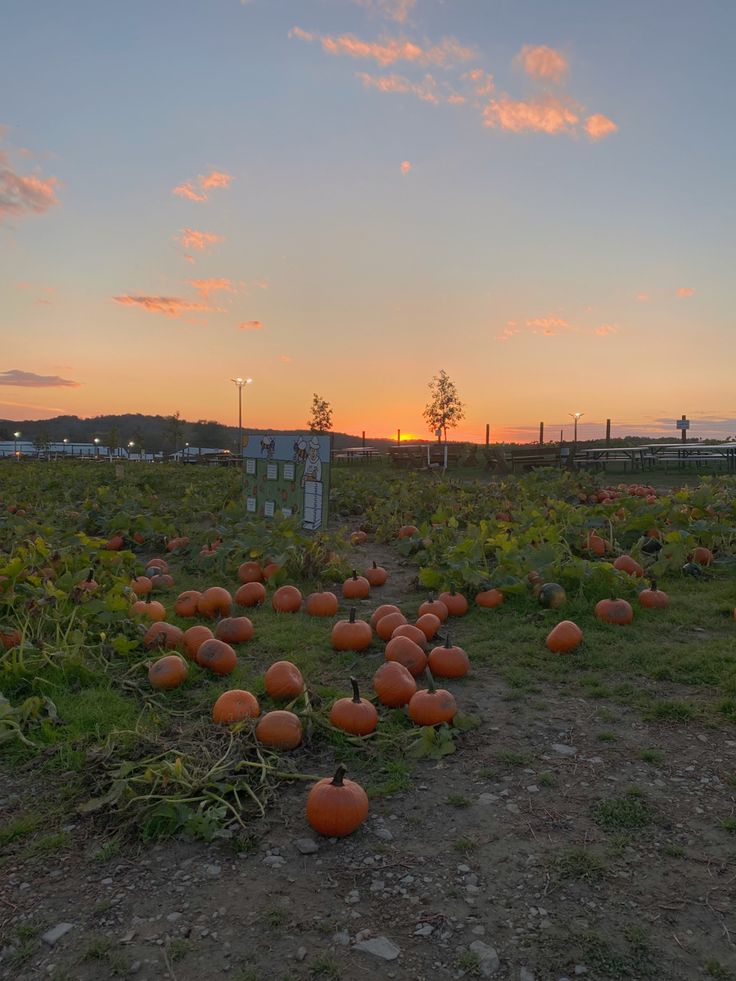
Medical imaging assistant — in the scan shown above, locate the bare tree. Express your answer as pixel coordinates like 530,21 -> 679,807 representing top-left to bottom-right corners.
423,369 -> 465,442
307,394 -> 333,434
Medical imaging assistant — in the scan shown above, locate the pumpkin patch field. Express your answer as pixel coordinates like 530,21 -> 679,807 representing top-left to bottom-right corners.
1,461 -> 736,980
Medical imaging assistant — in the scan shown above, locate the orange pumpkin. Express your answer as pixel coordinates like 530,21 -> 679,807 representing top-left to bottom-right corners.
691,546 -> 713,566
638,580 -> 669,610
183,624 -> 214,659
196,638 -> 237,675
332,608 -> 373,652
391,623 -> 428,650
428,636 -> 469,678
145,557 -> 169,574
417,597 -> 449,622
174,590 -> 202,618
329,678 -> 378,736
415,613 -> 442,641
237,560 -> 264,583
375,611 -> 408,641
166,536 -> 190,552
272,585 -> 303,613
385,635 -> 427,677
235,581 -> 267,607
398,525 -> 419,539
131,596 -> 166,622
143,622 -> 183,650
197,586 -> 233,620
264,660 -> 305,700
342,571 -> 371,600
350,530 -> 368,545
475,588 -> 504,609
438,587 -> 468,617
370,604 -> 402,629
373,661 -> 417,707
215,616 -> 254,644
306,765 -> 369,837
106,534 -> 125,551
0,627 -> 22,651
212,689 -> 260,724
130,576 -> 152,597
305,590 -> 339,617
151,573 -> 175,592
148,654 -> 188,690
365,561 -> 388,587
255,710 -> 302,749
594,597 -> 634,625
586,532 -> 607,557
613,555 -> 644,578
545,620 -> 583,653
407,671 -> 457,725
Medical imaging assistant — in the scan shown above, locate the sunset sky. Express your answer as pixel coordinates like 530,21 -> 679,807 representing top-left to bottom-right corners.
2,0 -> 735,442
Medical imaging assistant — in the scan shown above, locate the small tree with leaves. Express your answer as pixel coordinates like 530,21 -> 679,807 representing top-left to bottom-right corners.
307,394 -> 333,434
165,412 -> 182,457
423,369 -> 465,443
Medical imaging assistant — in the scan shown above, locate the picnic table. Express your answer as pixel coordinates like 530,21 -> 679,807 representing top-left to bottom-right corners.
574,447 -> 646,472
642,443 -> 736,471
332,446 -> 382,463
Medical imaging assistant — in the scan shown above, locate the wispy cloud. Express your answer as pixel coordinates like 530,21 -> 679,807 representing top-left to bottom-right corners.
253,278 -> 269,290
113,295 -> 215,317
463,68 -> 494,98
400,160 -> 412,175
188,277 -> 237,299
676,287 -> 695,298
279,354 -> 294,363
0,149 -> 59,225
291,27 -> 475,68
0,368 -> 80,388
483,94 -> 580,135
239,320 -> 264,331
172,169 -> 233,202
353,0 -> 416,23
356,70 -> 462,104
177,228 -> 223,252
595,324 -> 618,336
585,113 -> 618,140
515,45 -> 568,83
635,292 -> 649,302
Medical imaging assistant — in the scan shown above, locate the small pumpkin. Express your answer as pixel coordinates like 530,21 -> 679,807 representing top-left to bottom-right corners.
261,558 -> 281,579
428,635 -> 469,679
174,590 -> 202,618
196,638 -> 237,675
0,627 -> 22,651
350,530 -> 368,545
375,610 -> 408,641
537,583 -> 567,610
545,620 -> 583,653
415,612 -> 442,641
438,587 -> 468,617
212,689 -> 260,724
130,575 -> 152,597
475,588 -> 505,609
143,622 -> 184,651
255,710 -> 302,749
235,581 -> 267,607
166,535 -> 190,552
342,571 -> 371,600
215,616 -> 254,644
237,560 -> 264,583
329,677 -> 378,735
272,584 -> 303,613
613,555 -> 644,578
197,586 -> 233,620
264,660 -> 305,700
183,624 -> 214,659
332,608 -> 373,652
385,635 -> 428,677
76,569 -> 98,593
398,525 -> 419,539
391,623 -> 428,650
691,546 -> 713,566
417,597 -> 449,622
306,590 -> 339,617
407,670 -> 457,725
594,597 -> 634,625
365,561 -> 388,587
145,557 -> 169,574
306,764 -> 369,838
106,534 -> 125,551
130,595 -> 166,622
370,604 -> 402,629
373,661 -> 417,707
148,653 -> 188,690
586,532 -> 607,557
638,580 -> 669,610
151,573 -> 175,592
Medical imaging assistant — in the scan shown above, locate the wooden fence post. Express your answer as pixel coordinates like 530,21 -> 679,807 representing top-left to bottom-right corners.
485,423 -> 490,445
539,422 -> 544,445
606,419 -> 611,446
397,429 -> 401,446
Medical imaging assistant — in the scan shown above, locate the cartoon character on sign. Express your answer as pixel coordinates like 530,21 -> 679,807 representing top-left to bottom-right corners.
260,434 -> 275,459
301,436 -> 323,530
293,437 -> 307,464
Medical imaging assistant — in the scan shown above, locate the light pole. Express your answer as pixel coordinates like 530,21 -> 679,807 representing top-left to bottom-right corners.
128,441 -> 134,460
93,437 -> 100,459
569,412 -> 584,446
63,437 -> 69,458
185,442 -> 189,464
231,377 -> 252,457
13,431 -> 20,459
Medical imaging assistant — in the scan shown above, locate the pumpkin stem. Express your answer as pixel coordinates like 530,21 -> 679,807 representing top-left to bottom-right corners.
650,579 -> 657,591
348,607 -> 356,624
349,677 -> 361,703
86,569 -> 94,583
450,585 -> 457,596
423,668 -> 437,694
352,570 -> 358,580
331,763 -> 348,787
444,634 -> 452,649
372,561 -> 378,569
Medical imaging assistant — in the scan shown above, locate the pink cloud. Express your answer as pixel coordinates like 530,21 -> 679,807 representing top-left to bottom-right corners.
585,113 -> 618,140
354,0 -> 416,22
172,170 -> 233,202
676,287 -> 695,298
497,315 -> 574,341
188,277 -> 237,299
279,354 -> 294,363
291,27 -> 475,68
0,368 -> 80,388
595,324 -> 618,336
0,152 -> 60,225
483,94 -> 579,134
177,228 -> 223,251
635,292 -> 649,302
463,68 -> 494,98
400,160 -> 412,175
239,320 -> 264,331
356,71 -> 462,105
113,295 -> 214,317
515,45 -> 569,83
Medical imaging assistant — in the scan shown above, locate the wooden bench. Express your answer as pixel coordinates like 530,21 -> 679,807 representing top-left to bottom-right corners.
510,448 -> 562,472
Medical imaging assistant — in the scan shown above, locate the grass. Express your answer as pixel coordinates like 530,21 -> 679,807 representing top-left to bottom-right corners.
455,951 -> 481,975
592,794 -> 654,831
0,813 -> 43,848
720,817 -> 736,833
445,793 -> 471,807
497,750 -> 532,766
309,955 -> 341,979
639,748 -> 664,764
22,830 -> 71,858
554,847 -> 608,882
537,771 -> 555,787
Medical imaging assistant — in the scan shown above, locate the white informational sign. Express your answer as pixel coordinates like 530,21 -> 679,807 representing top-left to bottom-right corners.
246,497 -> 257,512
283,463 -> 295,480
246,458 -> 256,474
676,419 -> 690,430
267,463 -> 278,479
264,501 -> 275,517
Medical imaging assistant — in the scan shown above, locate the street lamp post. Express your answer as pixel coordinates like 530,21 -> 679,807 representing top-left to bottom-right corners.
128,441 -> 135,460
185,442 -> 189,464
569,412 -> 584,445
63,437 -> 69,459
93,437 -> 100,459
231,376 -> 252,452
14,431 -> 20,459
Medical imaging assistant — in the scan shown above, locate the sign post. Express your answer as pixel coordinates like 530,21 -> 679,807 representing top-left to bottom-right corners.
676,416 -> 690,442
